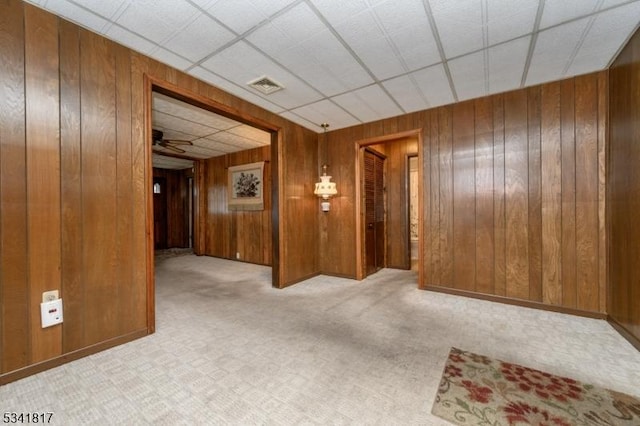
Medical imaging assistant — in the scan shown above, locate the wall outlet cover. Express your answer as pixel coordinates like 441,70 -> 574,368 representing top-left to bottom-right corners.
42,290 -> 59,303
40,299 -> 63,328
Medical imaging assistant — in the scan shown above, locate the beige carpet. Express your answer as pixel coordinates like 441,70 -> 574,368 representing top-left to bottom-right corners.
1,255 -> 639,425
432,347 -> 640,425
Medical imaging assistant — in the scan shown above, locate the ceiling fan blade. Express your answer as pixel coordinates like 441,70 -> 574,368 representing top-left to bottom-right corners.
163,139 -> 193,146
162,144 -> 187,154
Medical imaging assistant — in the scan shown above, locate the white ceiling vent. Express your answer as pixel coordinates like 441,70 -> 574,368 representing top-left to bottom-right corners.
248,76 -> 284,95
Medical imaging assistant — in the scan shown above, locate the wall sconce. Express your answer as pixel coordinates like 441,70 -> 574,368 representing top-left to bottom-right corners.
314,123 -> 337,211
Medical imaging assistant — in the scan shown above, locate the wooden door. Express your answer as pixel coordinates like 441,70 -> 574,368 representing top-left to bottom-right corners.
153,177 -> 168,250
364,150 -> 386,275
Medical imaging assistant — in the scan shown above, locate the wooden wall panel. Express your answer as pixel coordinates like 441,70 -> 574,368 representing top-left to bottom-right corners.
59,20 -> 84,352
80,30 -> 118,346
540,83 -> 562,306
199,146 -> 272,266
2,0 -> 321,381
452,102 -> 476,291
25,4 -> 62,363
323,72 -> 607,316
475,97 -> 494,295
504,90 -> 529,300
0,0 -> 29,373
609,27 -> 640,346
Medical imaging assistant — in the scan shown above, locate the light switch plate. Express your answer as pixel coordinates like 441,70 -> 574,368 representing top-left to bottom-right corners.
40,299 -> 63,328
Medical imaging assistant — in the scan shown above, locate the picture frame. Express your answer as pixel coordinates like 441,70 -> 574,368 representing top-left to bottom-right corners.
228,161 -> 264,211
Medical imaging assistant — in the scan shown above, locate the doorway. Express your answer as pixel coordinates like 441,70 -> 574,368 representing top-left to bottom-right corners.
355,130 -> 423,284
153,177 -> 168,249
364,148 -> 386,275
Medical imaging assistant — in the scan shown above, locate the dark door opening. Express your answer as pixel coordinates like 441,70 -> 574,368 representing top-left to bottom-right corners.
364,149 -> 386,276
153,177 -> 168,250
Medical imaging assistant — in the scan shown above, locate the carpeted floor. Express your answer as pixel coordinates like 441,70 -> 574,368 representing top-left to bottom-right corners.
1,255 -> 639,425
432,347 -> 640,425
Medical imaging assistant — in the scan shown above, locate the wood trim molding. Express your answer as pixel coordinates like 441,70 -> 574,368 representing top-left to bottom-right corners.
0,329 -> 148,385
424,285 -> 607,320
143,74 -> 156,334
607,316 -> 640,352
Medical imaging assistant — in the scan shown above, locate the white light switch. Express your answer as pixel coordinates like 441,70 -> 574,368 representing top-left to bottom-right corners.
40,299 -> 63,328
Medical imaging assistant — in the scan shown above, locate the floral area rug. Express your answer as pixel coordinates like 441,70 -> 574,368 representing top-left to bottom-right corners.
431,347 -> 640,425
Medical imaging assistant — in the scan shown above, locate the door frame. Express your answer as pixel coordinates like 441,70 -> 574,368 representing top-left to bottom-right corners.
143,75 -> 281,333
354,129 -> 424,286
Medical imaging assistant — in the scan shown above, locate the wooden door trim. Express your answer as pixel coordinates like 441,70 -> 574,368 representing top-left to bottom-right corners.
143,75 -> 283,333
354,129 -> 423,285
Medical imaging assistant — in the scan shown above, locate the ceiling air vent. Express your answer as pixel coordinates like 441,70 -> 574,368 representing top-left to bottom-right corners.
248,76 -> 284,95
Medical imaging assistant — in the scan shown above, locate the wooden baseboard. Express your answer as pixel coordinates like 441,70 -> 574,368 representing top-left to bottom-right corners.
423,285 -> 607,320
607,316 -> 640,351
0,329 -> 149,385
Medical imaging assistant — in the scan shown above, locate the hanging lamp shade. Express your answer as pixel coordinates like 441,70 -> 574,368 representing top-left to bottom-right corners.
315,123 -> 337,211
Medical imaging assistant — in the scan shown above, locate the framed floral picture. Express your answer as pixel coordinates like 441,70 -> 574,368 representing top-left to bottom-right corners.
228,161 -> 264,211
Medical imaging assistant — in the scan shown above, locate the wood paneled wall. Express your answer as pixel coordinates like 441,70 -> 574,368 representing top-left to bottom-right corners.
1,0 -> 319,382
608,27 -> 640,348
197,146 -> 272,265
369,137 -> 418,270
153,167 -> 191,249
322,72 -> 607,314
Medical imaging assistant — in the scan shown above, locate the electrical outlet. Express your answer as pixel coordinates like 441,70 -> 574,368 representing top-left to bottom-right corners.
236,252 -> 240,259
42,290 -> 59,303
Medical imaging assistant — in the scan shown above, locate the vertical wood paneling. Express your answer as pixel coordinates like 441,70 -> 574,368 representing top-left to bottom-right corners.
438,107 -> 454,285
428,111 -> 441,285
80,30 -> 118,345
527,87 -> 542,302
560,79 -> 577,308
597,72 -> 607,315
24,4 -> 62,363
609,27 -> 640,344
541,82 -> 562,305
59,19 -> 84,352
504,90 -> 529,300
493,95 -> 506,297
452,102 -> 476,291
0,0 -> 29,373
474,97 -> 494,295
115,44 -> 133,336
574,74 -> 599,312
199,146 -> 272,265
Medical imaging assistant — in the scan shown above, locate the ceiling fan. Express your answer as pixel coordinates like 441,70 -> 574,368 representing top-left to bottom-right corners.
152,129 -> 193,154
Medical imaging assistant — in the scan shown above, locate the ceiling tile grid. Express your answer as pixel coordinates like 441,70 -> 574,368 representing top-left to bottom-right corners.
28,0 -> 640,134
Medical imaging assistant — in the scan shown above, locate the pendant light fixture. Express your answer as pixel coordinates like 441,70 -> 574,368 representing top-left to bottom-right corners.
314,123 -> 337,211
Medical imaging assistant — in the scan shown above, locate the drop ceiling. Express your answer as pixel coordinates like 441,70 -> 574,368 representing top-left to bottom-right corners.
29,0 -> 640,132
151,92 -> 270,169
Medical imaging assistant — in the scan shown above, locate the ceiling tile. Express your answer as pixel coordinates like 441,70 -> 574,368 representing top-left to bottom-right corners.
331,85 -> 403,123
289,99 -> 361,130
152,154 -> 194,170
383,64 -> 454,112
152,111 -> 218,138
540,0 -> 598,29
68,0 -> 129,21
568,1 -> 640,75
104,25 -> 157,55
227,125 -> 271,145
204,0 -> 297,35
248,3 -> 372,95
153,93 -> 240,131
279,112 -> 321,130
115,0 -> 200,45
487,0 -> 538,45
42,0 -> 110,32
449,50 -> 487,101
148,47 -> 192,71
201,41 -> 323,109
164,14 -> 236,62
526,17 -> 589,86
188,67 -> 285,114
430,0 -> 484,58
488,36 -> 530,94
